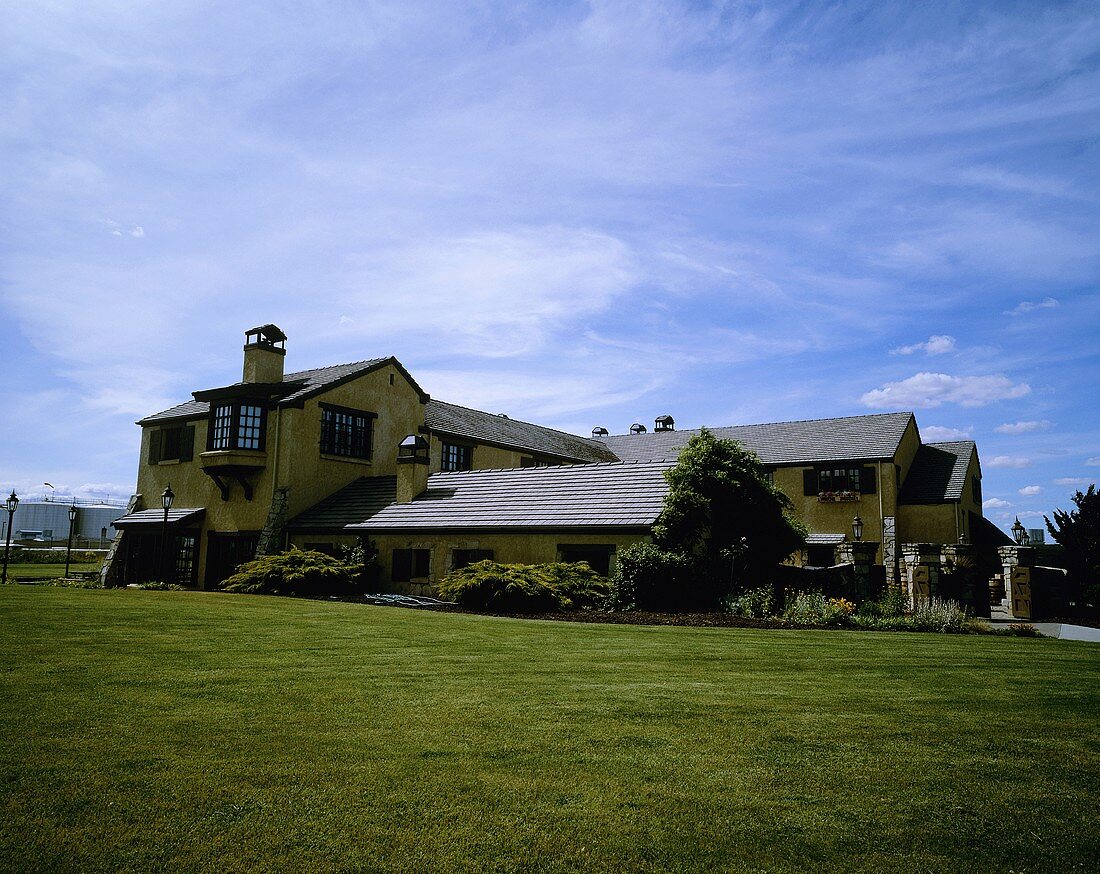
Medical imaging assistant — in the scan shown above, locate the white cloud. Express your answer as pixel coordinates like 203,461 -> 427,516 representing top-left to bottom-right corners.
987,455 -> 1031,468
922,425 -> 972,441
995,420 -> 1052,434
1005,297 -> 1058,316
1053,477 -> 1092,487
983,497 -> 1012,509
891,334 -> 956,356
1086,457 -> 1100,467
130,226 -> 144,238
860,373 -> 1030,409
1018,485 -> 1043,496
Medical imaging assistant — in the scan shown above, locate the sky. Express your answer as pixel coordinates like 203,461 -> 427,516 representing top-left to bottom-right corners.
1,0 -> 1098,534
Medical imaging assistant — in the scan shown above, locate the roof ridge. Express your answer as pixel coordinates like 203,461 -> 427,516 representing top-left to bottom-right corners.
606,410 -> 914,437
429,398 -> 608,446
285,357 -> 388,379
429,459 -> 670,476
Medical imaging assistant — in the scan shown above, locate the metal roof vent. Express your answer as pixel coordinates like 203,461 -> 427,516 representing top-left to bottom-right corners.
591,426 -> 609,438
629,423 -> 647,434
654,415 -> 674,431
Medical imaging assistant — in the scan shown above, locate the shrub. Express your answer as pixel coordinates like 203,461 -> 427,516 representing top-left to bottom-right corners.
857,589 -> 908,619
723,586 -> 775,618
437,560 -> 609,613
608,542 -> 697,611
221,549 -> 362,597
911,597 -> 967,633
783,592 -> 853,627
129,581 -> 184,591
4,548 -> 104,565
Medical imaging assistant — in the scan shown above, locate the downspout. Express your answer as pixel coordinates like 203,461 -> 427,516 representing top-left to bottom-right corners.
954,501 -> 960,543
877,459 -> 885,553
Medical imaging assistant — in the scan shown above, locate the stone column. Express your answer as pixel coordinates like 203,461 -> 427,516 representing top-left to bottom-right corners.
998,545 -> 1035,619
901,543 -> 941,609
834,541 -> 880,601
941,542 -> 987,617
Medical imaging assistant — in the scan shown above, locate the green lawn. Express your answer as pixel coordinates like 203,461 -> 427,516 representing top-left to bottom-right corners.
1,588 -> 1097,873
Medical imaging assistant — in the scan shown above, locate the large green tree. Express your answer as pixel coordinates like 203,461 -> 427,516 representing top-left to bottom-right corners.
652,429 -> 806,594
1045,484 -> 1100,605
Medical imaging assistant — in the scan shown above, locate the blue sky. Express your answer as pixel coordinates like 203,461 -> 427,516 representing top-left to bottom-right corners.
2,0 -> 1098,533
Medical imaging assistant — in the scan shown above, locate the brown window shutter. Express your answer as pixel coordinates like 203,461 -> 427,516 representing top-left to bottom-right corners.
860,466 -> 876,494
179,426 -> 195,462
803,469 -> 817,496
149,429 -> 163,464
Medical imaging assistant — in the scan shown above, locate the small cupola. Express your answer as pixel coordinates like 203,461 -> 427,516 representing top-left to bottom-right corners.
629,423 -> 647,434
242,324 -> 287,384
396,434 -> 430,503
591,426 -> 609,438
654,415 -> 675,431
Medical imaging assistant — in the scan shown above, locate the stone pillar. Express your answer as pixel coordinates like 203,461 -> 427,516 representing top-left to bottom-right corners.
901,543 -> 941,609
834,541 -> 880,601
882,516 -> 898,588
941,542 -> 987,617
998,546 -> 1035,619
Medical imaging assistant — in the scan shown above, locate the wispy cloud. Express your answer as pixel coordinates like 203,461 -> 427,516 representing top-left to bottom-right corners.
891,335 -> 956,356
983,497 -> 1012,510
1005,297 -> 1059,316
922,425 -> 972,441
1018,485 -> 1043,496
987,455 -> 1032,469
1085,457 -> 1100,466
995,420 -> 1052,434
861,373 -> 1030,409
1053,477 -> 1092,487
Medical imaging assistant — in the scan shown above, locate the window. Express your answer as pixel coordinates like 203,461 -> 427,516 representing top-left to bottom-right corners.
392,548 -> 431,582
441,442 -> 473,471
803,466 -> 876,496
972,475 -> 982,503
558,544 -> 614,577
173,534 -> 198,586
761,468 -> 774,485
208,402 -> 267,451
148,424 -> 195,464
520,457 -> 551,468
452,548 -> 494,570
304,542 -> 337,556
320,404 -> 376,459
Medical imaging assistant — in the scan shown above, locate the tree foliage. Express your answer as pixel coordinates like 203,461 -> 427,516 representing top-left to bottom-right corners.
652,429 -> 807,584
1045,484 -> 1100,604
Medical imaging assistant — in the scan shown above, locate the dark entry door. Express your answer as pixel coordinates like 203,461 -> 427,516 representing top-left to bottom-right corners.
205,534 -> 259,589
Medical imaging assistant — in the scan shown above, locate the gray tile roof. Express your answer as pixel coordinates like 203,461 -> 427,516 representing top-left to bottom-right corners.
352,460 -> 672,532
287,476 -> 397,530
900,441 -> 976,503
602,412 -> 915,465
112,507 -> 205,528
425,399 -> 618,463
138,358 -> 390,424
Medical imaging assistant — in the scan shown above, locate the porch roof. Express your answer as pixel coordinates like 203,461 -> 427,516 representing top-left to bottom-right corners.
112,508 -> 206,529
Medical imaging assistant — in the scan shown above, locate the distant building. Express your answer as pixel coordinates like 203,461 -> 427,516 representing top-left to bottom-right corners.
109,324 -> 991,591
2,499 -> 127,546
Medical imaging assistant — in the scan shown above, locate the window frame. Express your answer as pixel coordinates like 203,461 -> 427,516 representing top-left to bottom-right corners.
319,403 -> 377,460
207,401 -> 268,452
392,548 -> 432,582
451,548 -> 494,570
441,441 -> 473,472
148,423 -> 195,464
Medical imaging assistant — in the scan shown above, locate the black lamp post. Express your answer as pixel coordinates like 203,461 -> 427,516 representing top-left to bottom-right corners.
159,485 -> 174,584
2,491 -> 18,585
852,515 -> 864,542
1011,517 -> 1029,546
64,501 -> 78,578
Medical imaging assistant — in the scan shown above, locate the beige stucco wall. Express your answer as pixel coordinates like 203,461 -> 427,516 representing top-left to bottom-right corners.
364,530 -> 652,593
427,435 -> 565,472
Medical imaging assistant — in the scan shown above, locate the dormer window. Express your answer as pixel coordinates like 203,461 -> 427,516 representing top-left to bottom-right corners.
208,401 -> 267,451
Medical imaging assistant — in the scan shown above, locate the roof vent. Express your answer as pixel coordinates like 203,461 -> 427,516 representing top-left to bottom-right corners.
654,415 -> 674,431
497,413 -> 509,418
591,426 -> 609,438
629,423 -> 647,434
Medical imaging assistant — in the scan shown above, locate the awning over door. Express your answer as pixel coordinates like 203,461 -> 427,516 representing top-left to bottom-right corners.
112,508 -> 206,529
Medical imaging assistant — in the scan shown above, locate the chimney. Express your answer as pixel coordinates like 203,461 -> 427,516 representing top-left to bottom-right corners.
629,423 -> 647,434
655,415 -> 675,431
591,427 -> 609,438
396,435 -> 430,503
242,324 -> 287,384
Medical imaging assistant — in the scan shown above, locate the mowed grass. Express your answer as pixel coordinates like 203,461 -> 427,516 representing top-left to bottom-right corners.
1,589 -> 1097,873
2,562 -> 101,581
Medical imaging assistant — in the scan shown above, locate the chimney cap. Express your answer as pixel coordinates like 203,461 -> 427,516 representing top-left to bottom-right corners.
591,426 -> 609,438
245,324 -> 287,347
629,423 -> 647,434
655,415 -> 674,431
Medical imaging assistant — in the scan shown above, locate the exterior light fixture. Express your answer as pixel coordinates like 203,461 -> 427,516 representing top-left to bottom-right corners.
1011,517 -> 1028,546
160,484 -> 175,585
1,491 -> 18,585
851,515 -> 863,542
64,501 -> 78,579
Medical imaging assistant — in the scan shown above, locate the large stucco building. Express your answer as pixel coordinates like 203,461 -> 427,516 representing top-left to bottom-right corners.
109,326 -> 987,591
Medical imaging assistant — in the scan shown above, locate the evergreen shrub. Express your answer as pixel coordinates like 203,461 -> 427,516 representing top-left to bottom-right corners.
609,542 -> 697,611
221,548 -> 362,597
437,560 -> 609,613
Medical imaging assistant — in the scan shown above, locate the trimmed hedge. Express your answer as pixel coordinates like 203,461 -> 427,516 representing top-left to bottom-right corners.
437,560 -> 609,613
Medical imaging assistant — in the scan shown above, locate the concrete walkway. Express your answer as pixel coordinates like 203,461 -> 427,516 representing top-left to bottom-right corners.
987,607 -> 1100,642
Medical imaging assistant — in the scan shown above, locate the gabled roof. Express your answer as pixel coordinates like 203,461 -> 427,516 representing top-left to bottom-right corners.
425,399 -> 618,463
138,357 -> 427,424
900,441 -> 976,503
286,476 -> 397,530
352,460 -> 672,532
603,412 -> 915,465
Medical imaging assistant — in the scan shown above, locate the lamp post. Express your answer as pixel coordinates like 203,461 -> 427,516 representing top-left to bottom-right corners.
2,491 -> 18,585
1011,517 -> 1029,546
159,485 -> 174,585
100,527 -> 107,549
64,501 -> 78,578
851,515 -> 864,542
